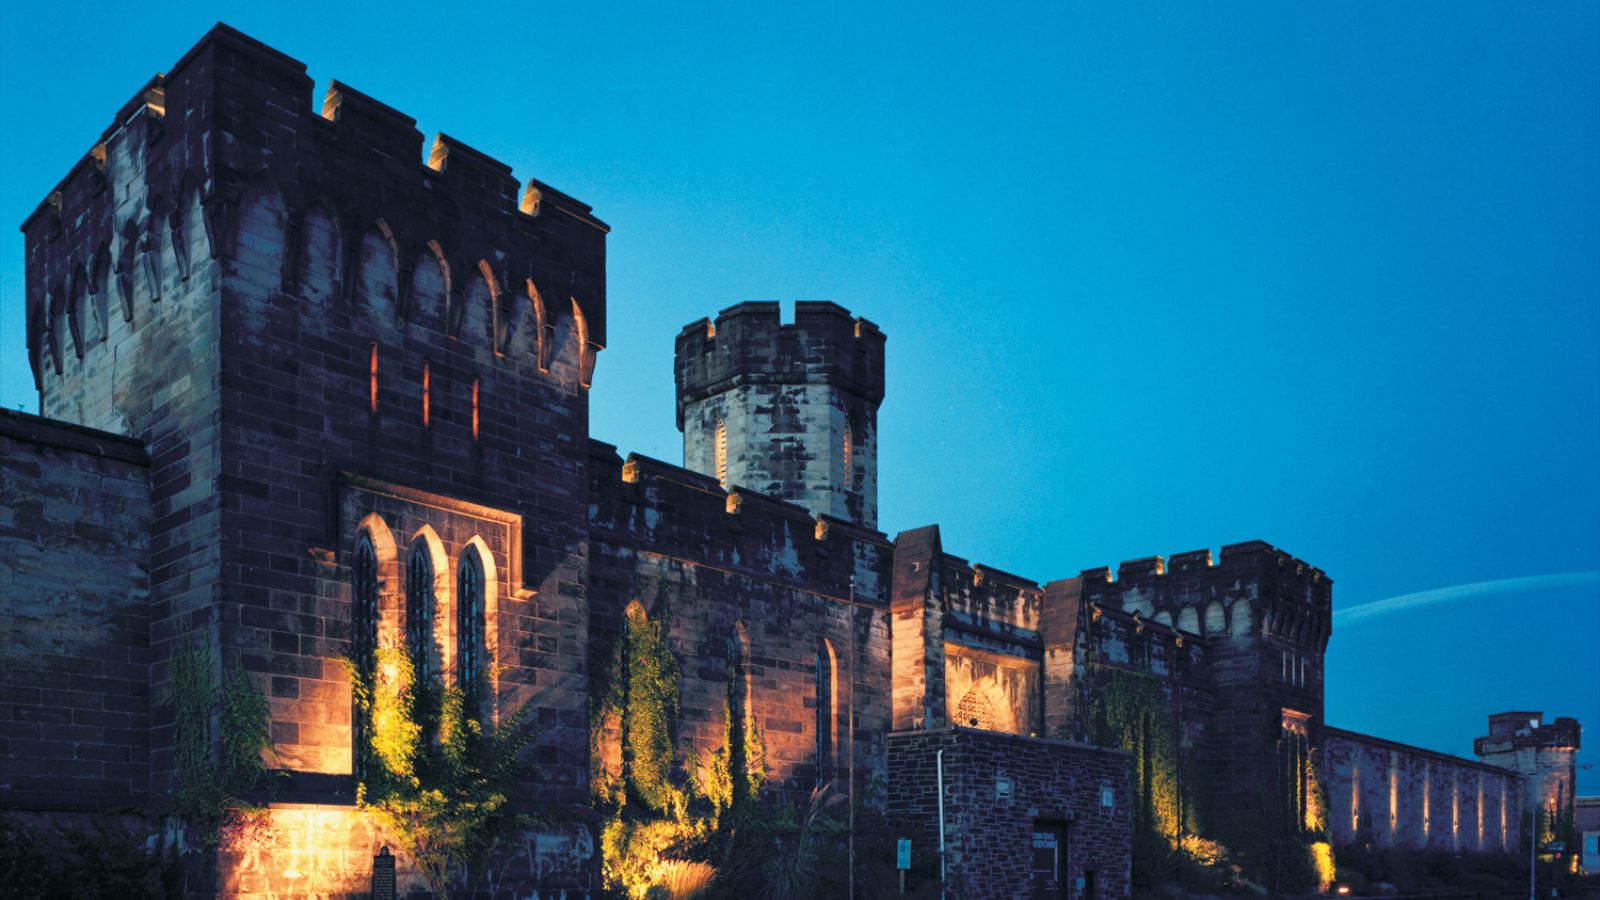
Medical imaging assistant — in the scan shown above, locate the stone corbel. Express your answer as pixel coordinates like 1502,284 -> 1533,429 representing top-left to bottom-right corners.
201,188 -> 240,261
140,223 -> 163,302
170,206 -> 191,282
114,235 -> 136,322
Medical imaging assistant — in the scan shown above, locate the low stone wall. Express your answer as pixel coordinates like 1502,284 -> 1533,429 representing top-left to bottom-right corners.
1323,727 -> 1522,853
888,727 -> 1132,899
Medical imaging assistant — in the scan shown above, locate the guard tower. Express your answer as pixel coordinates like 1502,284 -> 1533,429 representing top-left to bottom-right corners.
675,301 -> 885,528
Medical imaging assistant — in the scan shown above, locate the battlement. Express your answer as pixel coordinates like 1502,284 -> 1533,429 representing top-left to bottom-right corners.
674,301 -> 886,426
22,22 -> 607,394
1475,712 -> 1582,755
1082,540 -> 1329,591
587,440 -> 890,604
1075,540 -> 1332,650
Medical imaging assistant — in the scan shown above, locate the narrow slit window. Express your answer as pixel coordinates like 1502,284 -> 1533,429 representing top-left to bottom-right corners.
369,342 -> 379,413
421,361 -> 431,427
471,378 -> 480,440
714,421 -> 728,488
842,425 -> 852,488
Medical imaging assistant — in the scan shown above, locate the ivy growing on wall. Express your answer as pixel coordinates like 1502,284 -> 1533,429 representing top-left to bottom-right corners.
346,645 -> 539,895
168,638 -> 277,849
590,589 -> 776,898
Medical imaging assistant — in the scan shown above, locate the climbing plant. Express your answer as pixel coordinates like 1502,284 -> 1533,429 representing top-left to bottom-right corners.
346,645 -> 539,895
167,638 -> 277,848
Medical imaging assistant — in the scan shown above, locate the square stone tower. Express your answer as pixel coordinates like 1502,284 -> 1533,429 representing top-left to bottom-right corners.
675,301 -> 885,527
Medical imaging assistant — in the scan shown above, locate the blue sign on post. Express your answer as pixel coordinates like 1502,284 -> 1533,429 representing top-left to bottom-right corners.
897,838 -> 912,869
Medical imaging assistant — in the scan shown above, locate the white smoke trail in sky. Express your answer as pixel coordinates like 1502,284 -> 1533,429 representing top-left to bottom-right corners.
1334,571 -> 1600,627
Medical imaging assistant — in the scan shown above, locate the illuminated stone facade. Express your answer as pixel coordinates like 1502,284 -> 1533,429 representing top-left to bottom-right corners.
2,22 -> 1582,900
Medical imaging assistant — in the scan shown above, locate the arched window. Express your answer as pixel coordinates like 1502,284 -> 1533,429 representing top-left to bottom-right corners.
714,421 -> 729,488
406,539 -> 434,682
815,642 -> 836,787
352,533 -> 379,779
457,548 -> 484,708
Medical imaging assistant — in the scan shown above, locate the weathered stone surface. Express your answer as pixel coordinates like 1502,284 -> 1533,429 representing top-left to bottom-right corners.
0,410 -> 151,811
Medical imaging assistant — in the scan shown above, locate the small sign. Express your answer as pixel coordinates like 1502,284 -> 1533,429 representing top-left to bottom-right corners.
372,846 -> 396,900
996,775 -> 1012,801
897,838 -> 912,870
1101,788 -> 1115,808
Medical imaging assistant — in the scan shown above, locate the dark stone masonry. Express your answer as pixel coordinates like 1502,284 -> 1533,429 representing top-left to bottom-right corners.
1,23 -> 1581,899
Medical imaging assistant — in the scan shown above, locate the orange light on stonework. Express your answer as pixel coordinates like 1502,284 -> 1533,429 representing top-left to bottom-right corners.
715,421 -> 728,488
842,425 -> 851,489
422,361 -> 431,427
471,379 -> 480,440
369,342 -> 379,413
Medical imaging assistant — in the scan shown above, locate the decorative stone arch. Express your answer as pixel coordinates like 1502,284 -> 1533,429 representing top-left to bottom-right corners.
455,259 -> 497,345
44,284 -> 64,374
526,278 -> 551,372
354,511 -> 403,650
89,241 -> 112,342
1229,598 -> 1254,636
176,177 -> 208,281
296,197 -> 343,303
456,535 -> 500,724
815,638 -> 839,785
115,218 -> 139,322
1177,606 -> 1200,635
67,264 -> 89,358
357,219 -> 401,322
1153,610 -> 1173,628
954,675 -> 1016,734
405,524 -> 451,683
144,194 -> 169,302
571,297 -> 596,388
235,174 -> 290,293
1203,600 -> 1227,636
408,241 -> 450,330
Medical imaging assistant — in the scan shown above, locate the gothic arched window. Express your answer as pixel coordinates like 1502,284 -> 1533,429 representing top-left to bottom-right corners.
352,532 -> 379,779
406,539 -> 434,682
815,641 -> 836,787
457,547 -> 484,709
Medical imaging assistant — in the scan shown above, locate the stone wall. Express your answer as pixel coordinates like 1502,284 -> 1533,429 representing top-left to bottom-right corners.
1324,727 -> 1522,853
1075,542 -> 1331,848
588,444 -> 893,804
888,729 -> 1133,899
0,410 -> 151,811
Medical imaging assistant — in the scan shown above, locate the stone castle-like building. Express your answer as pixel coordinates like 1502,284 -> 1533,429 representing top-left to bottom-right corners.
1,25 -> 1581,898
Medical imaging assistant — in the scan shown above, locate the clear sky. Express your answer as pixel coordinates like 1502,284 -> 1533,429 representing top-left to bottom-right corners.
2,2 -> 1596,788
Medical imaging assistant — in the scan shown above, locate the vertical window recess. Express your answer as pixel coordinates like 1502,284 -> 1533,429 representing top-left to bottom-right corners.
422,361 -> 431,427
715,421 -> 729,488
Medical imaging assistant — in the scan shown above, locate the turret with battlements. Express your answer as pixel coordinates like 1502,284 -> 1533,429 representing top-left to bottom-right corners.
675,301 -> 886,527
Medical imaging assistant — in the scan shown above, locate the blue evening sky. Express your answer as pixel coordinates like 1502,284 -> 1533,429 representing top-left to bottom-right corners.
2,2 -> 1596,788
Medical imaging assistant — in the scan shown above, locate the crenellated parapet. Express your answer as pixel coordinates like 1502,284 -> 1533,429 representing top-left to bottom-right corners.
22,22 -> 607,405
675,301 -> 885,422
1077,540 -> 1332,653
674,301 -> 886,528
586,439 -> 891,608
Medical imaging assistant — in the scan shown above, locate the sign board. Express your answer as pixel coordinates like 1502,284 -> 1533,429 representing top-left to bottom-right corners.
897,838 -> 912,870
371,846 -> 396,900
1101,788 -> 1115,808
996,775 -> 1012,801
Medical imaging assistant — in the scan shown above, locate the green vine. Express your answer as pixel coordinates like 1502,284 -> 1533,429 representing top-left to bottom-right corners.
346,646 -> 539,895
167,638 -> 277,848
